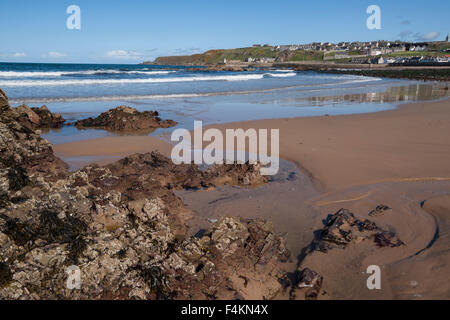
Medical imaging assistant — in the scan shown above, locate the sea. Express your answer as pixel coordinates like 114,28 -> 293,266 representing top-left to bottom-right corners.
0,62 -> 448,144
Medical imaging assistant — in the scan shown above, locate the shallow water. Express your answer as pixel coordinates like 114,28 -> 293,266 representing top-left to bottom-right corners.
176,158 -> 321,259
38,80 -> 450,145
1,62 -> 448,144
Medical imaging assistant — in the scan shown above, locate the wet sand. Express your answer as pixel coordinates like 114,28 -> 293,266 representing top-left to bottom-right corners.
53,98 -> 450,299
54,135 -> 173,169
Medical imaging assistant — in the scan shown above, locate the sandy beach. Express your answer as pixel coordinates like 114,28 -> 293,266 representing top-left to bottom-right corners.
55,99 -> 450,191
52,97 -> 450,299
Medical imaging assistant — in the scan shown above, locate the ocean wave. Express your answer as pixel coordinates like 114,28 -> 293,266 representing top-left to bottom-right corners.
8,77 -> 384,104
0,71 -> 67,77
0,70 -> 176,77
0,74 -> 265,86
10,93 -> 207,103
264,72 -> 296,77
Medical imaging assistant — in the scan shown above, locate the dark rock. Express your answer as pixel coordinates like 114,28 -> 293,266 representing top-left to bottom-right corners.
32,105 -> 65,128
310,208 -> 403,252
296,268 -> 323,300
369,204 -> 391,217
0,97 -> 68,178
15,104 -> 65,129
75,106 -> 177,132
8,167 -> 30,191
0,262 -> 12,288
320,209 -> 356,247
0,88 -> 8,108
374,231 -> 405,248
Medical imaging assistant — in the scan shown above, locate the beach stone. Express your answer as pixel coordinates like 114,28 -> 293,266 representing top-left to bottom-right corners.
74,105 -> 177,132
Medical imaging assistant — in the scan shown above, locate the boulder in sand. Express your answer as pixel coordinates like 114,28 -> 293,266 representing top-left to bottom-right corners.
75,106 -> 177,132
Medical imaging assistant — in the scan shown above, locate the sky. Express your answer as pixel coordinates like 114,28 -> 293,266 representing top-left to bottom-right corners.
0,0 -> 449,64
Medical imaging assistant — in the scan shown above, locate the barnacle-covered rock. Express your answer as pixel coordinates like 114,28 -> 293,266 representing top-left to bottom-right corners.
0,88 -> 288,300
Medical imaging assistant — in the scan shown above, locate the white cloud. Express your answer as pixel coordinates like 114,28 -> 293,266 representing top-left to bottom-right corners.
106,50 -> 141,60
12,52 -> 26,57
415,31 -> 439,41
0,52 -> 26,58
42,51 -> 67,58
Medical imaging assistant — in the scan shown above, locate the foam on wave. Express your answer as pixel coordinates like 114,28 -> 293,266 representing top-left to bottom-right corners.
0,74 -> 266,86
0,70 -> 176,77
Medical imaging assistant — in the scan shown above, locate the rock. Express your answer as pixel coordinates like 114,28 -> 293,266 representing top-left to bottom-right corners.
32,105 -> 65,128
0,99 -> 67,179
203,162 -> 269,187
374,231 -> 404,248
296,268 -> 323,300
0,262 -> 12,287
74,106 -> 177,132
15,105 -> 40,127
369,204 -> 391,217
310,208 -> 404,252
0,88 -> 8,108
0,88 -> 288,300
14,104 -> 65,129
86,152 -> 269,237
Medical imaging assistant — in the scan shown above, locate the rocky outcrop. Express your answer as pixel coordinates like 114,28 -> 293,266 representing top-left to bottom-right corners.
15,105 -> 65,129
280,208 -> 404,300
0,89 -> 287,300
75,106 -> 177,132
86,152 -> 268,237
0,93 -> 67,181
296,268 -> 323,300
308,208 -> 404,252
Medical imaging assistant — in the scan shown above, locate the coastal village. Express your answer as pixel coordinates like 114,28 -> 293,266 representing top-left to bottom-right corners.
148,35 -> 450,68
248,35 -> 450,65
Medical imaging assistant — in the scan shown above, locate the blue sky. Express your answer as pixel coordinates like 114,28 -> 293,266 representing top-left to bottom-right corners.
0,0 -> 449,63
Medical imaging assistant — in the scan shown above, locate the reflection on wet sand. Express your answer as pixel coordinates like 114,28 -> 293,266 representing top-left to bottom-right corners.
304,83 -> 450,106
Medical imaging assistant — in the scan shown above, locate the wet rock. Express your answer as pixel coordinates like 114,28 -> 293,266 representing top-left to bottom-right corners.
15,105 -> 65,129
32,105 -> 65,128
369,204 -> 391,217
0,262 -> 12,288
0,99 -> 67,179
0,88 -> 8,108
374,231 -> 404,248
203,162 -> 269,187
7,167 -> 30,191
15,105 -> 40,127
311,208 -> 404,252
296,268 -> 323,300
0,89 -> 287,300
74,106 -> 177,132
320,209 -> 356,247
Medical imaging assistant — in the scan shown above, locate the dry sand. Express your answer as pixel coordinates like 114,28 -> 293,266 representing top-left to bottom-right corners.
53,98 -> 450,299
